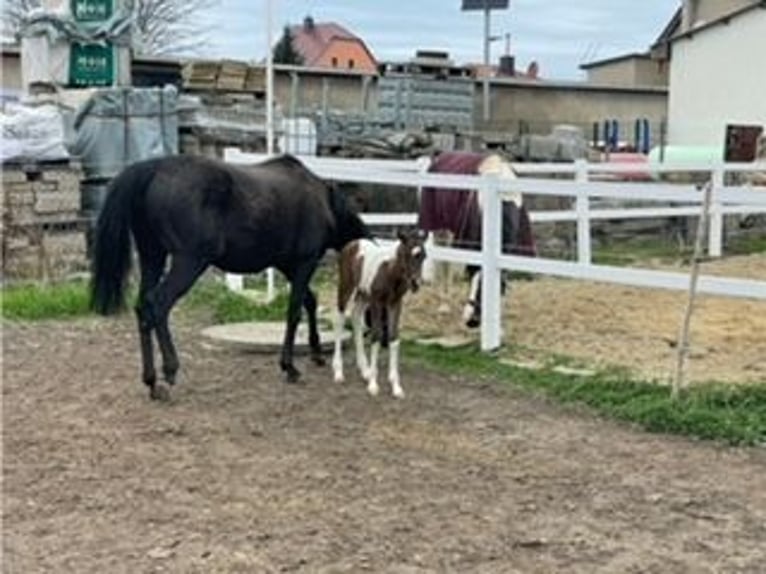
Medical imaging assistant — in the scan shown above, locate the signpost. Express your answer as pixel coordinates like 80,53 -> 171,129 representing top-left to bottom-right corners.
68,0 -> 116,87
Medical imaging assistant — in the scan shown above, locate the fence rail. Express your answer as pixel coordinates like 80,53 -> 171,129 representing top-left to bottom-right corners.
223,149 -> 766,351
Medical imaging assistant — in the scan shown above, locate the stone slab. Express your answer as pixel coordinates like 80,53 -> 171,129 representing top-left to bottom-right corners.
415,335 -> 475,349
201,321 -> 349,353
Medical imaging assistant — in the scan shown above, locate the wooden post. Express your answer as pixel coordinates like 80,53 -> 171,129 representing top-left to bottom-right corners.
574,159 -> 591,265
708,167 -> 724,257
672,181 -> 713,399
480,177 -> 502,352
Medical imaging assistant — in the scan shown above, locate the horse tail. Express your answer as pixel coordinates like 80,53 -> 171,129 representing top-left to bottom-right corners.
90,161 -> 156,315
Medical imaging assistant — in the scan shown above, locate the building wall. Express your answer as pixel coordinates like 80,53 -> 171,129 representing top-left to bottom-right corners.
2,52 -> 22,92
273,67 -> 376,114
633,58 -> 669,87
481,80 -> 668,144
312,39 -> 377,74
585,59 -> 638,87
585,58 -> 668,88
668,8 -> 766,148
272,68 -> 668,147
694,0 -> 758,26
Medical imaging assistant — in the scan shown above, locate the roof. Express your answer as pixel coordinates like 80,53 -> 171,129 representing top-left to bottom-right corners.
579,52 -> 651,70
290,19 -> 376,67
654,0 -> 765,49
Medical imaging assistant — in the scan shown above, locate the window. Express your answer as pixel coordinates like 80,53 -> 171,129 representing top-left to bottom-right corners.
331,57 -> 338,67
348,59 -> 355,69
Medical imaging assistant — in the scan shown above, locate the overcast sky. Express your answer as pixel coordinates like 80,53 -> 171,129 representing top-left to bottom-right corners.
201,0 -> 679,80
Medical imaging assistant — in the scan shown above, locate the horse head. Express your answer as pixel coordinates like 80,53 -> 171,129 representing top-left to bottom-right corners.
395,229 -> 428,293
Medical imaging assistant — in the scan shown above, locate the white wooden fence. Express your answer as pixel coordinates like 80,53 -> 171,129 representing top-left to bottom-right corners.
223,148 -> 766,351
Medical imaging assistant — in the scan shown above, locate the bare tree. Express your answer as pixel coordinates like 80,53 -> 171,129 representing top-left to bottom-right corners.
131,0 -> 219,56
1,0 -> 40,41
2,0 -> 218,56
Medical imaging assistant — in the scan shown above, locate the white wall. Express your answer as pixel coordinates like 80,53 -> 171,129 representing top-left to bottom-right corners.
668,8 -> 766,149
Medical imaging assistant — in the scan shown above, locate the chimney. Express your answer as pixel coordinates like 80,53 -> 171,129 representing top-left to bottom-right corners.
498,55 -> 515,76
303,16 -> 315,31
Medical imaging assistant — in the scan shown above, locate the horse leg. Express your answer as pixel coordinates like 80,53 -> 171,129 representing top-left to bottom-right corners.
351,299 -> 370,381
463,269 -> 482,328
150,254 -> 207,400
387,302 -> 404,399
332,303 -> 346,383
303,288 -> 325,366
134,247 -> 166,396
366,304 -> 384,397
280,261 -> 318,383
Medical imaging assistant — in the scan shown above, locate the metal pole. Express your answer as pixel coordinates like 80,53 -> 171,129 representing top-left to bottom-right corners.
265,0 -> 276,301
482,3 -> 491,122
483,4 -> 491,66
265,0 -> 274,155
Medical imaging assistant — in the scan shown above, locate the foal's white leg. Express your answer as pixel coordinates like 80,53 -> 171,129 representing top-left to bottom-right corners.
351,302 -> 370,380
421,231 -> 436,283
463,271 -> 482,323
388,339 -> 404,399
367,341 -> 380,397
332,308 -> 345,383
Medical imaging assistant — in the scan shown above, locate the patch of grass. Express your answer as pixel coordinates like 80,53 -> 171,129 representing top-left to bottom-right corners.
1,275 -> 290,324
405,342 -> 766,446
593,238 -> 690,267
181,279 -> 289,323
1,281 -> 92,320
728,233 -> 766,256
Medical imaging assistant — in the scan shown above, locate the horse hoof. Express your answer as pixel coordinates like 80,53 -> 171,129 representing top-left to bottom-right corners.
149,383 -> 171,402
283,368 -> 302,384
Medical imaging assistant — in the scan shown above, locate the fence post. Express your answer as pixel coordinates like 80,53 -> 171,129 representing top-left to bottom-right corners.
673,181 -> 713,399
708,167 -> 724,257
575,159 -> 592,265
225,273 -> 244,292
480,178 -> 503,352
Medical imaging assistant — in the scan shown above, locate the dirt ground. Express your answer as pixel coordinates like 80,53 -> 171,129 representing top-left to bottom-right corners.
397,253 -> 766,385
3,316 -> 766,573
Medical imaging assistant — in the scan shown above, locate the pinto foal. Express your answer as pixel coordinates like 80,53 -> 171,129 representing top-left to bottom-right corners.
332,230 -> 426,398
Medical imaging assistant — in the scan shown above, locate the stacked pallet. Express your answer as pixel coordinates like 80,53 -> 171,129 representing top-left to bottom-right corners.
182,60 -> 266,95
1,160 -> 88,280
216,60 -> 248,91
244,66 -> 266,93
181,60 -> 220,91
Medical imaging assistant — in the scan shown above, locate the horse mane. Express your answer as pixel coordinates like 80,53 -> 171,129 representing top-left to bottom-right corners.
259,153 -> 302,167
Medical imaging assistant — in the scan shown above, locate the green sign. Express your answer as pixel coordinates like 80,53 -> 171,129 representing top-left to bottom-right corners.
71,0 -> 113,22
69,43 -> 115,87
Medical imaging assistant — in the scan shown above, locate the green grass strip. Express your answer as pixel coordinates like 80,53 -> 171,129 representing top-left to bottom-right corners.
1,281 -> 92,320
406,342 -> 766,446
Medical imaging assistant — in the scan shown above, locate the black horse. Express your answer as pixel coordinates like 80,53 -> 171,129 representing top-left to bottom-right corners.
90,153 -> 369,400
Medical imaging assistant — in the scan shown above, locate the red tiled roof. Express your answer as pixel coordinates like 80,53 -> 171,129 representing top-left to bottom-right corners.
290,21 -> 372,67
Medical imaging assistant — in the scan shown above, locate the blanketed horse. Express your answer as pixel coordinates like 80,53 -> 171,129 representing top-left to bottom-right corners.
417,151 -> 536,327
90,154 -> 369,400
332,230 -> 426,398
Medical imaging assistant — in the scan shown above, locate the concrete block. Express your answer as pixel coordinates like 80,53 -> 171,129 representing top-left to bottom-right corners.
1,170 -> 29,184
35,191 -> 80,213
